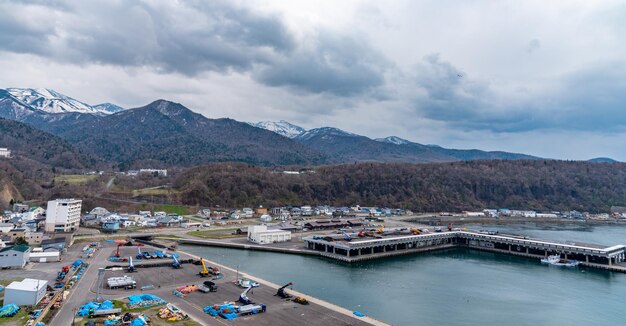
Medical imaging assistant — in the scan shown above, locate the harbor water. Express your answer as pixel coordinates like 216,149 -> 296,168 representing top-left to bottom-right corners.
181,224 -> 626,325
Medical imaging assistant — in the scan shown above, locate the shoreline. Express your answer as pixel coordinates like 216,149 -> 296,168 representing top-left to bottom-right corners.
175,247 -> 389,326
404,216 -> 626,226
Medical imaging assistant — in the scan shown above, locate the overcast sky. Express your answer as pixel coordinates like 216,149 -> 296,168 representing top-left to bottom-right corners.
1,0 -> 625,160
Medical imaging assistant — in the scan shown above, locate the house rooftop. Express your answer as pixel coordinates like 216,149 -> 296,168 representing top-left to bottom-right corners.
0,244 -> 30,253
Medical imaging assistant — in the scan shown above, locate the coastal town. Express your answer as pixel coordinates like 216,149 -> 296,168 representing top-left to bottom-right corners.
1,196 -> 626,325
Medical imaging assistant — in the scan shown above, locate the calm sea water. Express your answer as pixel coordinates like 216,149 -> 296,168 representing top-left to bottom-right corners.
181,224 -> 626,326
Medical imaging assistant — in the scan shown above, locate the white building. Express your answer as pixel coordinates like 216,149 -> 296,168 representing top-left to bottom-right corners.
247,225 -> 291,244
29,251 -> 60,263
0,223 -> 14,233
0,244 -> 31,268
139,169 -> 167,177
241,208 -> 254,218
45,199 -> 82,233
0,147 -> 11,158
4,278 -> 48,306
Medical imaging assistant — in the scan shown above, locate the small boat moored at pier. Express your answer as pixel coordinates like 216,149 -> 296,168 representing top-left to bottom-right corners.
541,255 -> 579,267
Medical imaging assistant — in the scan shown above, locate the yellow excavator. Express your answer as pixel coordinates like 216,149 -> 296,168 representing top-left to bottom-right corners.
376,224 -> 385,234
410,228 -> 422,235
198,257 -> 221,278
198,257 -> 210,277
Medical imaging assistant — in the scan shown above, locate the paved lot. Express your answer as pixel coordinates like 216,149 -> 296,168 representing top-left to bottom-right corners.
48,243 -> 383,326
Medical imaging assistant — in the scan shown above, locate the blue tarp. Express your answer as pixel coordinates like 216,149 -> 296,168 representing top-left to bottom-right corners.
203,304 -> 238,320
76,300 -> 114,316
131,317 -> 147,326
353,311 -> 365,317
0,304 -> 20,318
127,294 -> 165,308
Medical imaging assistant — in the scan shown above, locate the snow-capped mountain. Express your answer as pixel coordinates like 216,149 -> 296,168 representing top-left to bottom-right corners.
251,120 -> 306,138
5,88 -> 124,115
375,136 -> 412,145
295,127 -> 357,141
93,103 -> 125,114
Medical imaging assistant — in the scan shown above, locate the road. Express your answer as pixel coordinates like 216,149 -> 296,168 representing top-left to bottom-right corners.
49,243 -> 112,326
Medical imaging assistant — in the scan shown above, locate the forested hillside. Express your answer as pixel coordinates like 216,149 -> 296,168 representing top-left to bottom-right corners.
175,160 -> 626,212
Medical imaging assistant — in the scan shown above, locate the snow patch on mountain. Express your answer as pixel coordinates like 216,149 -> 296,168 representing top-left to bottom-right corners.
375,136 -> 412,145
93,103 -> 125,114
251,120 -> 306,138
295,127 -> 357,141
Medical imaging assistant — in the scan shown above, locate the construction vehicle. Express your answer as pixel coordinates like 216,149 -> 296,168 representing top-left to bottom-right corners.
127,257 -> 136,273
172,255 -> 181,269
293,296 -> 309,305
136,247 -> 143,259
197,258 -> 220,277
376,225 -> 385,234
276,282 -> 293,299
239,286 -> 254,305
114,244 -> 122,258
198,258 -> 209,277
410,228 -> 422,235
198,281 -> 217,293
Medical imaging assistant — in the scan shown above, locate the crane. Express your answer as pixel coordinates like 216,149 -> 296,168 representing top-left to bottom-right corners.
276,282 -> 293,299
239,285 -> 253,305
127,257 -> 135,272
172,255 -> 181,269
114,244 -> 121,258
198,258 -> 209,277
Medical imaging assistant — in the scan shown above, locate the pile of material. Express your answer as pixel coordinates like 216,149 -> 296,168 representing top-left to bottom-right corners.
103,315 -> 122,326
127,294 -> 166,309
158,304 -> 188,321
203,303 -> 238,320
76,300 -> 114,316
176,285 -> 198,294
0,304 -> 20,318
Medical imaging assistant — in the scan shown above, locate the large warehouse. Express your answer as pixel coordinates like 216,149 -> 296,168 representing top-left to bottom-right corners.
4,279 -> 48,306
247,225 -> 291,244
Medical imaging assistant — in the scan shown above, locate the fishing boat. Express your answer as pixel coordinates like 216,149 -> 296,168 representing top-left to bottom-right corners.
541,254 -> 579,267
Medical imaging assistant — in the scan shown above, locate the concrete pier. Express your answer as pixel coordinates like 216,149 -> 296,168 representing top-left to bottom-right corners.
303,231 -> 626,272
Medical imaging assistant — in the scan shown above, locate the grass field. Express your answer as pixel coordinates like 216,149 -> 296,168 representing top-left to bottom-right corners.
186,228 -> 241,239
132,187 -> 179,197
54,174 -> 97,184
144,204 -> 192,215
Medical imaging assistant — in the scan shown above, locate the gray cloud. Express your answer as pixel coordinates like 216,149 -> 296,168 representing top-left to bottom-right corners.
0,1 -> 295,75
0,0 -> 386,97
254,34 -> 388,96
413,54 -> 626,133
